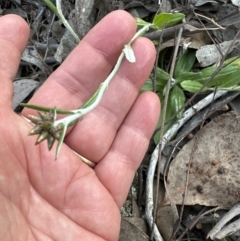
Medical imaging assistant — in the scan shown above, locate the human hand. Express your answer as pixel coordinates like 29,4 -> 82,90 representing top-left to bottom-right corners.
0,10 -> 160,241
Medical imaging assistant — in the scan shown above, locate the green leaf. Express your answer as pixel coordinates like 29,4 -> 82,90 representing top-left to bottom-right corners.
198,65 -> 240,87
176,71 -> 203,82
153,86 -> 185,144
169,85 -> 185,119
165,13 -> 185,28
141,67 -> 170,92
218,69 -> 240,88
123,44 -> 136,63
181,80 -> 208,93
223,56 -> 240,67
156,67 -> 170,81
174,49 -> 196,78
42,0 -> 61,19
141,78 -> 154,92
136,18 -> 158,29
153,12 -> 185,29
155,67 -> 170,91
154,101 -> 176,144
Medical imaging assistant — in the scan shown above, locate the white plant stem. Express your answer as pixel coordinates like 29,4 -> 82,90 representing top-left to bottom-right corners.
51,24 -> 153,158
54,24 -> 153,129
54,52 -> 125,127
56,0 -> 80,42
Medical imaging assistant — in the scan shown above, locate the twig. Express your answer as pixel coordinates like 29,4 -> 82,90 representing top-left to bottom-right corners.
163,137 -> 184,223
152,26 -> 164,92
195,13 -> 225,29
151,26 -> 183,240
43,14 -> 55,61
176,206 -> 220,241
172,118 -> 203,240
207,203 -> 240,239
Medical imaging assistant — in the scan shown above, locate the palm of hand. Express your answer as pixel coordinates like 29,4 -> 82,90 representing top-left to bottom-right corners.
0,11 -> 159,241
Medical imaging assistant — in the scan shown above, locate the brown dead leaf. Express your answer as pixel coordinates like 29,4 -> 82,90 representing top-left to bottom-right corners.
119,218 -> 149,241
166,112 -> 240,207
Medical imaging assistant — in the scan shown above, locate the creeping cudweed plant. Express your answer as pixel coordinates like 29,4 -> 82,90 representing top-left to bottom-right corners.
21,24 -> 153,159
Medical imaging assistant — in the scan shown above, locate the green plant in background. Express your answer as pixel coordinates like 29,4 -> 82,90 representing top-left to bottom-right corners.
138,12 -> 240,143
142,49 -> 195,143
181,56 -> 240,92
142,47 -> 240,143
137,12 -> 185,29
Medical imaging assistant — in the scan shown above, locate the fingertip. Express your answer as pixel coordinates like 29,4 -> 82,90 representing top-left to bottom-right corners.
0,14 -> 29,108
144,91 -> 161,129
103,9 -> 136,28
130,91 -> 161,139
0,14 -> 30,53
83,10 -> 137,62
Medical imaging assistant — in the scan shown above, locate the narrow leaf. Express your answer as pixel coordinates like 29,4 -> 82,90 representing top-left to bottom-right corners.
20,103 -> 74,115
169,85 -> 186,119
42,0 -> 61,19
176,71 -> 203,82
36,131 -> 49,144
223,56 -> 240,67
153,12 -> 185,29
198,66 -> 240,87
165,13 -> 185,27
79,83 -> 105,109
55,124 -> 68,159
47,135 -> 55,151
153,91 -> 176,144
174,49 -> 196,78
153,13 -> 173,29
141,67 -> 170,92
219,69 -> 240,88
123,44 -> 136,63
180,80 -> 208,93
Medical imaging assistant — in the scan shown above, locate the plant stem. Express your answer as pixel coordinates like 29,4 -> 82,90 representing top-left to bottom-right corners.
23,23 -> 153,158
54,24 -> 153,127
55,0 -> 80,42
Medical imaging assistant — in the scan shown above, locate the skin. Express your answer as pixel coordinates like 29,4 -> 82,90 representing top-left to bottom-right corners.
0,10 -> 160,241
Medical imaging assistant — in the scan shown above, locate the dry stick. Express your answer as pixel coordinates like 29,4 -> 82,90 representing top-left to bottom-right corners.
152,26 -> 164,92
43,14 -> 55,61
138,24 -> 162,205
163,137 -> 185,223
176,206 -> 220,241
195,13 -> 225,30
150,26 -> 184,241
172,114 -> 206,240
193,10 -> 225,59
56,0 -> 80,42
207,203 -> 240,239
